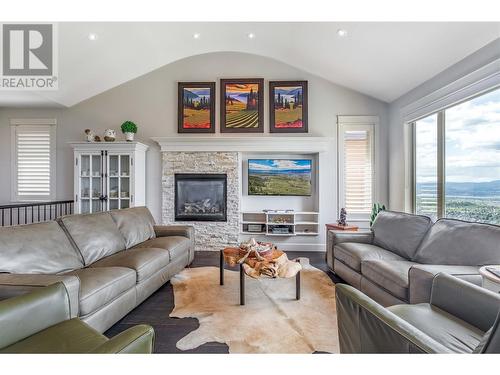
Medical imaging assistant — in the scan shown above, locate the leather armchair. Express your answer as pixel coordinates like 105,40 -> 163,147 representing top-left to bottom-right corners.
0,283 -> 155,353
336,273 -> 500,353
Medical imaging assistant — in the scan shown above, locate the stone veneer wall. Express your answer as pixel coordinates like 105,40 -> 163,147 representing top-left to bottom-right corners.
162,151 -> 240,251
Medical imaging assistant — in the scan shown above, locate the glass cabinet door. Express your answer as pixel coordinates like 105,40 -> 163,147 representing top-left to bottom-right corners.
107,154 -> 131,210
79,153 -> 103,214
91,154 -> 103,213
80,155 -> 91,214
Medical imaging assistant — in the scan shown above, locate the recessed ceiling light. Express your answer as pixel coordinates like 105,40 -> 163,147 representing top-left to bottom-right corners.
337,29 -> 348,37
193,33 -> 201,39
247,33 -> 255,39
88,33 -> 98,41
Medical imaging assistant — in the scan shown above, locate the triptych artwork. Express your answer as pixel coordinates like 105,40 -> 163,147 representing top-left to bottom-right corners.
178,79 -> 308,133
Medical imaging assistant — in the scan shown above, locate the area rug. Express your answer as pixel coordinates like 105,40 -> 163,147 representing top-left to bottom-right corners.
170,258 -> 339,353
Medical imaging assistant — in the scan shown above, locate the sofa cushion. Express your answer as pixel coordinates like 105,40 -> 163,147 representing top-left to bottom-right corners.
372,211 -> 432,260
65,267 -> 135,316
388,304 -> 484,353
413,219 -> 500,266
133,236 -> 190,261
90,247 -> 170,282
0,318 -> 107,354
0,221 -> 83,274
109,207 -> 156,249
59,212 -> 126,265
361,260 -> 416,301
334,242 -> 406,272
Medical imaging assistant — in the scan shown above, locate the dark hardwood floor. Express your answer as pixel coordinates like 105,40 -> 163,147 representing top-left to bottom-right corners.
105,251 -> 341,353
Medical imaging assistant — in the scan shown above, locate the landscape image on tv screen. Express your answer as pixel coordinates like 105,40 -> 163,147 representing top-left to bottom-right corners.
248,159 -> 312,196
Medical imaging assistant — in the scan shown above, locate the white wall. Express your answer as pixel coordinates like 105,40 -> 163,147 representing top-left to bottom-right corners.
0,52 -> 389,245
387,39 -> 500,211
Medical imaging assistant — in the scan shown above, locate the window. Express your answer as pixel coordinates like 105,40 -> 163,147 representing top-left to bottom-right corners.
414,114 -> 439,220
338,118 -> 375,218
11,120 -> 56,201
413,87 -> 500,224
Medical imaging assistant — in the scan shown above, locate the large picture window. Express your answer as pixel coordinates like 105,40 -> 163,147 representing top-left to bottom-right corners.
413,88 -> 500,224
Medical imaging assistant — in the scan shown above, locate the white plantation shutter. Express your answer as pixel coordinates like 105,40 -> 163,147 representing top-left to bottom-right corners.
344,131 -> 373,213
11,121 -> 56,201
338,117 -> 376,218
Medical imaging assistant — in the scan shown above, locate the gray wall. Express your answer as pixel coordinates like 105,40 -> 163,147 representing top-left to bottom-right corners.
0,52 -> 389,223
387,39 -> 500,211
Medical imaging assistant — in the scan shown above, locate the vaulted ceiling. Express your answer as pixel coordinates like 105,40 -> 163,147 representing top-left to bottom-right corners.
1,22 -> 498,107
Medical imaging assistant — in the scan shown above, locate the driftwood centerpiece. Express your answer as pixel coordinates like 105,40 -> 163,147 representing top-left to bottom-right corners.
222,239 -> 302,279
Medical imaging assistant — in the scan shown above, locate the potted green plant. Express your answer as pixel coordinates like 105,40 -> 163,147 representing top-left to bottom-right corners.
121,121 -> 138,141
370,203 -> 386,227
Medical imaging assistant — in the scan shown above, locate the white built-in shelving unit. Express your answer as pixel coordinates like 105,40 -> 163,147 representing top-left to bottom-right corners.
240,210 -> 319,237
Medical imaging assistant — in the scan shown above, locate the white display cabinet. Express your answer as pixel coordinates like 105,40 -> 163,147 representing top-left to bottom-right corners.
70,141 -> 148,214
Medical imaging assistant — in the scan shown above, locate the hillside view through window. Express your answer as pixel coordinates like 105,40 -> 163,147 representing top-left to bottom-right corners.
415,88 -> 500,224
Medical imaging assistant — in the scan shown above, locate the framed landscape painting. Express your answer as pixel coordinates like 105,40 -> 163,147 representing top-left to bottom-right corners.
220,78 -> 264,133
269,81 -> 308,133
178,82 -> 215,133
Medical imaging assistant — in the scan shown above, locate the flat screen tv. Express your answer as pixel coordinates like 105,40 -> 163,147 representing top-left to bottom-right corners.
248,159 -> 312,196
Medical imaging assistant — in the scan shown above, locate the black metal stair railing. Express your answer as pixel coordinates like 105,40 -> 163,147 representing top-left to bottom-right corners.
0,200 -> 74,227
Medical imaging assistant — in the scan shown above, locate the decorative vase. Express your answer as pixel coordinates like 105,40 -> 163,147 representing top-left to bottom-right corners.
84,129 -> 94,142
103,129 -> 116,142
124,132 -> 134,142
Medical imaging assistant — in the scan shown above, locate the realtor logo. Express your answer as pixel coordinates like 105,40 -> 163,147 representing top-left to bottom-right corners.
1,23 -> 58,90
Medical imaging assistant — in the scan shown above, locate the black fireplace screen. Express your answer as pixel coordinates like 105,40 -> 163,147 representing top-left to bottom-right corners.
174,174 -> 227,221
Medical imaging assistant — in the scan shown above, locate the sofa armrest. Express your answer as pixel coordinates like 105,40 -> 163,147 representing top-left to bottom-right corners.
431,273 -> 500,332
335,283 -> 451,353
154,225 -> 195,263
154,224 -> 194,239
408,264 -> 481,304
326,230 -> 373,269
0,283 -> 71,350
0,273 -> 80,318
91,325 -> 155,353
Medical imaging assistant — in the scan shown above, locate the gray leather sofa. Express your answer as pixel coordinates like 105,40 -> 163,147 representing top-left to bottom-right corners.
0,207 -> 194,333
336,273 -> 500,353
327,211 -> 500,306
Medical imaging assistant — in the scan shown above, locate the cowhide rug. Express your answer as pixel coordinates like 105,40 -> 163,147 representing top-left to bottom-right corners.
170,258 -> 339,353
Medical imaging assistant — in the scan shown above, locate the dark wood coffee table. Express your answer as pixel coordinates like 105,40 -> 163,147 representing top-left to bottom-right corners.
219,247 -> 300,306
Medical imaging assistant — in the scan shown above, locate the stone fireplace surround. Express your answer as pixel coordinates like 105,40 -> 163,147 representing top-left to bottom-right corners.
154,136 -> 333,252
162,151 -> 240,251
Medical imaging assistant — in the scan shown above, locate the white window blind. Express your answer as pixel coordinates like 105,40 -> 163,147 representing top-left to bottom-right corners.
11,121 -> 56,201
343,130 -> 373,213
338,118 -> 376,218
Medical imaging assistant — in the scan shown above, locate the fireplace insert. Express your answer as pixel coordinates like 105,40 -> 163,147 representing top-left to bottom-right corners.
174,173 -> 227,221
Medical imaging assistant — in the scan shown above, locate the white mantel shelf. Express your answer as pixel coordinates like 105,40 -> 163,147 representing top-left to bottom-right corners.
152,136 -> 334,153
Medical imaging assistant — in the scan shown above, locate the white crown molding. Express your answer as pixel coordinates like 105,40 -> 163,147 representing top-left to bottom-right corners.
69,141 -> 149,152
401,57 -> 500,122
152,136 -> 334,153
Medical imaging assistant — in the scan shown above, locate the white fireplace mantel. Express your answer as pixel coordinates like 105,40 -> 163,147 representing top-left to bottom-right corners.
152,136 -> 334,153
